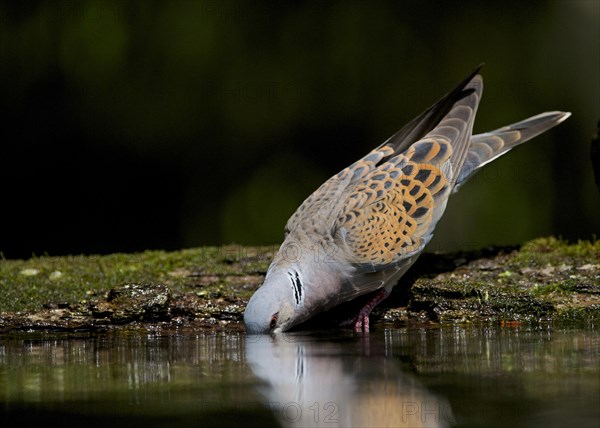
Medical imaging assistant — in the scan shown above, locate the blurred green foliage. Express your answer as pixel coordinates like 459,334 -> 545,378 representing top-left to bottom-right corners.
0,0 -> 598,257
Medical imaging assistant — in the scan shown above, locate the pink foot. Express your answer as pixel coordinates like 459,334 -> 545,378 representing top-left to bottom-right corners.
341,288 -> 389,332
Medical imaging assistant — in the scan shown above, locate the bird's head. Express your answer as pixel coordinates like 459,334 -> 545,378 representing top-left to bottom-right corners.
244,264 -> 311,334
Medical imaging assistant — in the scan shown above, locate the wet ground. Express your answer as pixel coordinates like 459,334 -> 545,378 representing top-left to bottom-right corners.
1,324 -> 598,427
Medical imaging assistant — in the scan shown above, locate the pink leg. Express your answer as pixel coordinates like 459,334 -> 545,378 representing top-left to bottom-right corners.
342,288 -> 389,332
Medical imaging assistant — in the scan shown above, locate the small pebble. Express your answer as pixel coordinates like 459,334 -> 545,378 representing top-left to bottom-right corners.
49,271 -> 63,280
20,268 -> 39,276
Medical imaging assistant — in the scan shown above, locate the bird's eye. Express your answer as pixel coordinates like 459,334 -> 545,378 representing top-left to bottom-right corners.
269,312 -> 279,330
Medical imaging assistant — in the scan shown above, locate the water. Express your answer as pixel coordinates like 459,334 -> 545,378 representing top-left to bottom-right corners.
0,324 -> 598,427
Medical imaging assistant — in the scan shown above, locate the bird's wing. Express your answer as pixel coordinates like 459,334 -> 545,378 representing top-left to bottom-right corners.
284,65 -> 484,237
331,74 -> 482,297
284,143 -> 399,237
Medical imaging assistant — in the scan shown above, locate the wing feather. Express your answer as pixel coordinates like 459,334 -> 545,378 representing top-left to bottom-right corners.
333,75 -> 482,279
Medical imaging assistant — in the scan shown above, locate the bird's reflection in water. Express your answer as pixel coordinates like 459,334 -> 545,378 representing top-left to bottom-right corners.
245,333 -> 453,428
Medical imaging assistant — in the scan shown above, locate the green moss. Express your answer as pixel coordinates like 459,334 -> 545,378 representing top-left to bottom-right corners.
532,281 -> 579,296
512,236 -> 600,267
0,246 -> 272,313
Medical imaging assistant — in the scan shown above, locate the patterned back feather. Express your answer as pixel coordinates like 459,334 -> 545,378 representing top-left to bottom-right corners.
332,76 -> 482,269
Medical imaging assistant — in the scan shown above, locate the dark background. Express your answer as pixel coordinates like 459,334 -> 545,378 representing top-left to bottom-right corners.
1,0 -> 598,259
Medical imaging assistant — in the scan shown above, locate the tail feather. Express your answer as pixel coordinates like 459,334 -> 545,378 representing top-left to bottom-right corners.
453,111 -> 571,192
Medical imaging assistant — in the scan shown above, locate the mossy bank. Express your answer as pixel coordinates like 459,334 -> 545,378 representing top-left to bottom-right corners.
0,237 -> 598,333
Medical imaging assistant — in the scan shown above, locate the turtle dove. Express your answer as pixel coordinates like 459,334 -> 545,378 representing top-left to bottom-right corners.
244,66 -> 570,334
